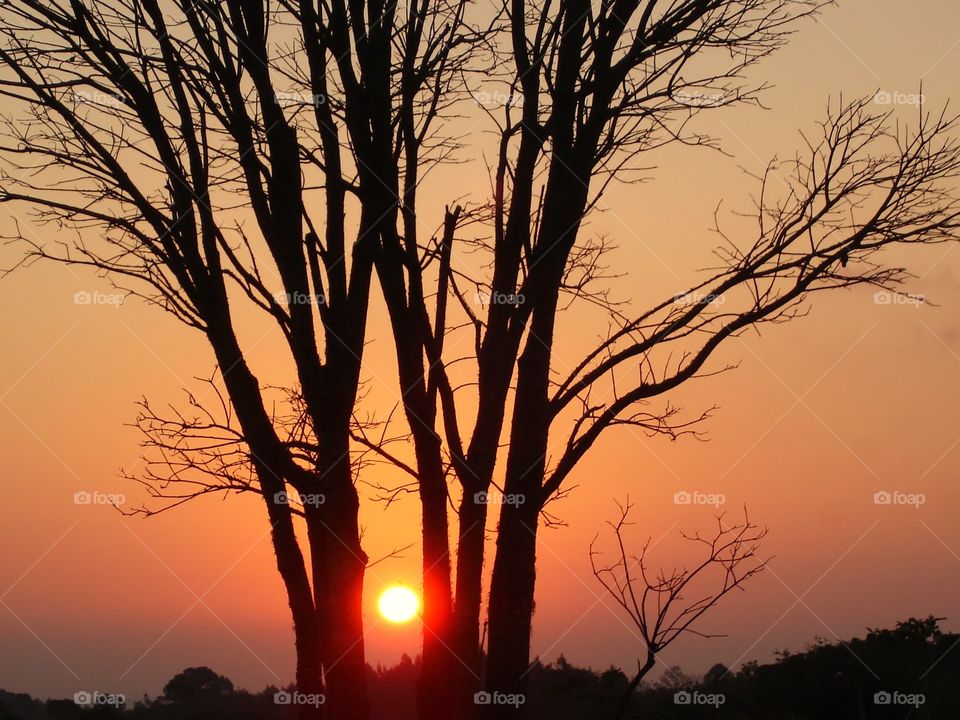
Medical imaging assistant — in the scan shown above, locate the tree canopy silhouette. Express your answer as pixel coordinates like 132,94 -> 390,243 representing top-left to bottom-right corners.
162,667 -> 234,704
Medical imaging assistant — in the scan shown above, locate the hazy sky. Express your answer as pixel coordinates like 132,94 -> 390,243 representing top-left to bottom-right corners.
2,0 -> 960,702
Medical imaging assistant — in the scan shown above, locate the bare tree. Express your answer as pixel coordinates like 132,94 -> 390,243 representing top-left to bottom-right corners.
4,2 -> 960,720
366,0 -> 812,710
358,2 -> 960,719
478,96 -> 960,718
0,1 -> 479,718
590,501 -> 767,720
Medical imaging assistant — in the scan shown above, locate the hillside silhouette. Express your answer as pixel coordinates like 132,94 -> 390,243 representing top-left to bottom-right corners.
2,618 -> 956,720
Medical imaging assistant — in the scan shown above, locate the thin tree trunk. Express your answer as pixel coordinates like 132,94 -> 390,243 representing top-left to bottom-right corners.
312,487 -> 369,720
208,317 -> 336,718
374,205 -> 461,720
416,439 -> 456,720
293,626 -> 326,720
612,656 -> 655,720
275,504 -> 325,720
449,494 -> 490,720
483,501 -> 540,719
480,260 -> 570,718
308,422 -> 370,720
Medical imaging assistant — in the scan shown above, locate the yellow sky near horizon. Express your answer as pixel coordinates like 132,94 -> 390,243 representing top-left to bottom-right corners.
2,0 -> 960,702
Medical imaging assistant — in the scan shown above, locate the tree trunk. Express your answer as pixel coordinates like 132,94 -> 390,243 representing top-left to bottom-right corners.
482,500 -> 540,719
374,213 -> 461,720
613,656 -> 655,720
293,623 -> 326,720
449,494 -> 490,720
309,488 -> 369,720
480,257 -> 570,718
208,320 -> 336,719
271,496 -> 325,720
308,423 -> 370,720
416,439 -> 456,720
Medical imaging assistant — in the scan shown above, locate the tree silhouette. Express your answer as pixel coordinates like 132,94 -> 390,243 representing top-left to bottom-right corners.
4,620 -> 958,718
363,0 -> 816,712
162,667 -> 234,704
0,1 -> 479,718
3,2 -> 960,720
356,2 -> 960,719
590,502 -> 767,719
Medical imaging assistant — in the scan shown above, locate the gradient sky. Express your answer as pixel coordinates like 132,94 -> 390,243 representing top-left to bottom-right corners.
2,0 -> 960,703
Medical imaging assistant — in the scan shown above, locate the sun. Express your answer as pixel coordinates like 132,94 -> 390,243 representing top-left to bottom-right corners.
378,585 -> 419,624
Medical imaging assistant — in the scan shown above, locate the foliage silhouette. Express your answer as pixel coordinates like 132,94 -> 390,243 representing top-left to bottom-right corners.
2,619 -> 957,719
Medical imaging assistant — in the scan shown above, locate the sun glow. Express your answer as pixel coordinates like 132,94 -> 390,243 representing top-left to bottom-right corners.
378,585 -> 420,624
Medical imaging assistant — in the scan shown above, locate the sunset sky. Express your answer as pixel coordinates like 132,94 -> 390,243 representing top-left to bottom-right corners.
2,0 -> 959,703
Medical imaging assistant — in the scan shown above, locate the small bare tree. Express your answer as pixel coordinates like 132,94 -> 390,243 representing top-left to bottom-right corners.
590,501 -> 768,720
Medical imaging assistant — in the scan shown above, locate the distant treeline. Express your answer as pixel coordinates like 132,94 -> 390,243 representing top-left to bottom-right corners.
2,617 -> 957,719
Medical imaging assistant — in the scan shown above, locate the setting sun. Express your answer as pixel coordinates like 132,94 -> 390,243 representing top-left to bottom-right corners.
378,585 -> 419,624
4,2 -> 960,719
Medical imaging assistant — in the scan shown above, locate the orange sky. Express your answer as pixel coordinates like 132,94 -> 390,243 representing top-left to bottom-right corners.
2,0 -> 960,701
